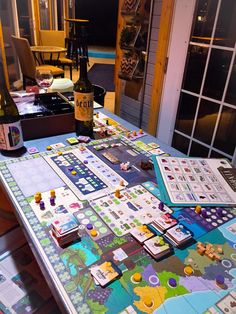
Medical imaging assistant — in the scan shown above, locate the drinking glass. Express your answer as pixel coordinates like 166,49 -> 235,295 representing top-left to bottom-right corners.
35,69 -> 53,93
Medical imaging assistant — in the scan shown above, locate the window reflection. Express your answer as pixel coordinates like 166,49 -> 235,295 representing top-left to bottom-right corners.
210,150 -> 229,159
172,133 -> 190,155
203,48 -> 232,100
175,93 -> 198,136
213,0 -> 236,47
191,0 -> 218,44
190,141 -> 209,157
225,56 -> 236,105
182,45 -> 208,93
214,106 -> 236,155
194,99 -> 219,144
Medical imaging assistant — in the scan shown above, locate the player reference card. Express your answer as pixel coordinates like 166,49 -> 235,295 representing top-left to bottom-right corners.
153,157 -> 236,206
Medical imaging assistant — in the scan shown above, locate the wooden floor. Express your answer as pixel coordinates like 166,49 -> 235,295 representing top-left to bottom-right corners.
64,56 -> 116,113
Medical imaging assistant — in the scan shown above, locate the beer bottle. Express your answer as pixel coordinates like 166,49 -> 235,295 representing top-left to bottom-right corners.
73,57 -> 93,137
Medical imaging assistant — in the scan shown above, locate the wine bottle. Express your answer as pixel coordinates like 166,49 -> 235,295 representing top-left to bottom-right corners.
73,56 -> 94,137
0,64 -> 24,151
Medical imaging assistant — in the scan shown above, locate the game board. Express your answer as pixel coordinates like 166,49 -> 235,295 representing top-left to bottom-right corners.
153,156 -> 236,206
0,135 -> 236,314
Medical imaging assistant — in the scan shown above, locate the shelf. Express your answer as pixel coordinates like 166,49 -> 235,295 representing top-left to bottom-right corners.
121,0 -> 141,16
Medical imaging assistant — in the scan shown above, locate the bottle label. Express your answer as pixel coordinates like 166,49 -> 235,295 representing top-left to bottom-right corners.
74,92 -> 93,121
0,121 -> 24,150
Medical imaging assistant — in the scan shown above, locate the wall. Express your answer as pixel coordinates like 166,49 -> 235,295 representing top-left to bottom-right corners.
75,0 -> 119,46
119,0 -> 163,130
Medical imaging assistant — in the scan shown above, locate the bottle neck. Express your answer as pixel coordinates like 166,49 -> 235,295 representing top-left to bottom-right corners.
0,63 -> 9,94
79,57 -> 88,80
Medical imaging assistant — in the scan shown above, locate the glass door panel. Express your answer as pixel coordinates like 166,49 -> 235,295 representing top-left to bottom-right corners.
16,0 -> 34,44
0,1 -> 19,86
202,49 -> 232,100
39,0 -> 50,29
182,45 -> 208,94
56,0 -> 64,30
191,0 -> 217,44
172,0 -> 236,164
213,0 -> 236,47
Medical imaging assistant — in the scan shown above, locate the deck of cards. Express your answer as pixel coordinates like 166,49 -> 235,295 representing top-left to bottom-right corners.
51,214 -> 79,247
143,235 -> 171,259
164,224 -> 193,247
90,261 -> 122,287
151,213 -> 178,233
130,225 -> 155,244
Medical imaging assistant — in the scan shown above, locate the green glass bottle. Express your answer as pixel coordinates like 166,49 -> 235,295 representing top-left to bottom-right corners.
0,64 -> 24,151
73,56 -> 94,137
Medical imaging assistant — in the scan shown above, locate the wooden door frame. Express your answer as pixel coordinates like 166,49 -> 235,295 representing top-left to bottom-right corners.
114,0 -> 125,116
147,0 -> 175,136
0,20 -> 10,89
156,0 -> 196,144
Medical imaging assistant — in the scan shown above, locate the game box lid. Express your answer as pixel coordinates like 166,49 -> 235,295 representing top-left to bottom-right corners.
14,92 -> 75,140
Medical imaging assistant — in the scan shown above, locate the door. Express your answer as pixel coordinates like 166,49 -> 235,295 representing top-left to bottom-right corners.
16,0 -> 34,44
0,1 -> 20,86
158,0 -> 236,165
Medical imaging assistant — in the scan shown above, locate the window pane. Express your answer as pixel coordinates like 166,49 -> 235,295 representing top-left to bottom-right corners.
194,99 -> 219,144
39,1 -> 50,30
213,0 -> 236,47
225,56 -> 236,105
190,141 -> 209,157
0,2 -> 19,86
203,49 -> 232,100
175,93 -> 198,136
182,45 -> 208,93
16,0 -> 33,44
214,106 -> 236,155
210,150 -> 229,159
191,0 -> 218,44
172,133 -> 190,155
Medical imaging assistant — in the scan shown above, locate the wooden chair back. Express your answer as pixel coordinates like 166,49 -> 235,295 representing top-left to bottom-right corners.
11,35 -> 36,79
39,30 -> 66,60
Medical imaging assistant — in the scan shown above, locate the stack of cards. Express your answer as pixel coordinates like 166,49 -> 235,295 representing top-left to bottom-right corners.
51,214 -> 79,246
90,261 -> 122,287
151,213 -> 177,233
143,235 -> 171,259
164,224 -> 192,247
130,225 -> 155,244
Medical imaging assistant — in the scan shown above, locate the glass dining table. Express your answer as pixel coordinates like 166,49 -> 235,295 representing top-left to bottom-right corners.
30,45 -> 67,65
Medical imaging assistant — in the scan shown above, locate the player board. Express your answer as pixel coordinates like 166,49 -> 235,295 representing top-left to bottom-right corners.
6,157 -> 64,198
88,136 -> 156,185
44,146 -> 129,200
29,186 -> 83,227
175,206 -> 235,232
153,156 -> 236,206
90,184 -> 173,236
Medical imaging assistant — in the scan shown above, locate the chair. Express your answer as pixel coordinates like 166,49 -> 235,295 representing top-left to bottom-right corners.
11,35 -> 64,89
39,30 -> 73,80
